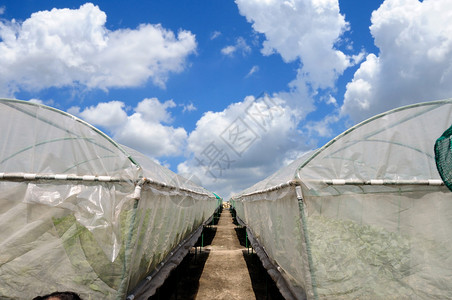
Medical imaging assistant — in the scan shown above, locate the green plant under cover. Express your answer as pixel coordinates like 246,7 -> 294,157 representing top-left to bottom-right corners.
307,215 -> 451,299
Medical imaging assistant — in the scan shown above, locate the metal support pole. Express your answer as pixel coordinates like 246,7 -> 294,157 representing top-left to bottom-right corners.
246,230 -> 249,254
296,185 -> 319,300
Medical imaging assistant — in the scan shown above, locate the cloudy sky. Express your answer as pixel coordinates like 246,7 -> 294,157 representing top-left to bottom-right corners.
2,0 -> 452,199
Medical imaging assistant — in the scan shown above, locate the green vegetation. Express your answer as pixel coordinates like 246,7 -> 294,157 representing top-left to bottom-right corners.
308,215 -> 450,299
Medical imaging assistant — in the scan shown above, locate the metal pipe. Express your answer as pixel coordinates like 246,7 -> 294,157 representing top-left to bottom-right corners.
296,185 -> 318,300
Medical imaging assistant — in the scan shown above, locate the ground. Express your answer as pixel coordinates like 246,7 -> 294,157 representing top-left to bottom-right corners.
148,210 -> 285,300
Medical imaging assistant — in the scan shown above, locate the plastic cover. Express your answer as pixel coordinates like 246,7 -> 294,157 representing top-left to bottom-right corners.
0,99 -> 218,299
232,99 -> 452,299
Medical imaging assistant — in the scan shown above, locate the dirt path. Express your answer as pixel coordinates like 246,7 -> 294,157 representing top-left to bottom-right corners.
195,210 -> 256,300
147,209 -> 284,300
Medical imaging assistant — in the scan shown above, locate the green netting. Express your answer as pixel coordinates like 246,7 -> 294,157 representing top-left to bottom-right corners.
435,124 -> 452,191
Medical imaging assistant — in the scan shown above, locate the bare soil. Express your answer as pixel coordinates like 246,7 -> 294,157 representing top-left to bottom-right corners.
148,210 -> 284,300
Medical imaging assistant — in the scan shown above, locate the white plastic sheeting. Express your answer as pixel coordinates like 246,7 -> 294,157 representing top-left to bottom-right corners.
231,99 -> 452,299
0,99 -> 219,299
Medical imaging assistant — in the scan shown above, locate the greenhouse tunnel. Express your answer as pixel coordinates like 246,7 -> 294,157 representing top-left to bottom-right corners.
231,99 -> 452,300
0,99 -> 221,299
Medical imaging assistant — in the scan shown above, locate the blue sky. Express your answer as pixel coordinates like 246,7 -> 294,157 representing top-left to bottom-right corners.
1,0 -> 452,198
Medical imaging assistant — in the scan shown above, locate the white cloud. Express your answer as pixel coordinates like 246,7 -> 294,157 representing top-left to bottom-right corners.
135,98 -> 176,123
233,0 -> 358,146
28,98 -> 55,107
182,102 -> 197,113
0,6 -> 5,15
114,113 -> 187,157
305,113 -> 340,138
76,101 -> 128,128
246,65 -> 259,78
71,98 -> 187,157
342,0 -> 452,122
0,3 -> 197,97
28,99 -> 44,105
326,95 -> 338,106
177,94 -> 312,199
236,0 -> 352,90
221,37 -> 251,56
210,31 -> 221,40
221,45 -> 236,56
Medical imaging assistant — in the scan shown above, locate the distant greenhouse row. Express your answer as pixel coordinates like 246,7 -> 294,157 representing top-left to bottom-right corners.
0,99 -> 221,299
231,99 -> 452,299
